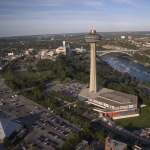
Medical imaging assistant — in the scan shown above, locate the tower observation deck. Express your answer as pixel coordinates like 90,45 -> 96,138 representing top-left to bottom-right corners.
85,30 -> 101,93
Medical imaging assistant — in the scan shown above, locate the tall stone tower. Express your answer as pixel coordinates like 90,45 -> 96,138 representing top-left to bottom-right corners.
85,29 -> 101,93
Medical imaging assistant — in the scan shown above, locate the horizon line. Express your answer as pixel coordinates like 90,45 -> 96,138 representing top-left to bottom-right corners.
1,30 -> 150,38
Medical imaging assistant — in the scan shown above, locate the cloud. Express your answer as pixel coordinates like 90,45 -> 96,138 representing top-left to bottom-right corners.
83,0 -> 104,7
0,0 -> 63,7
111,0 -> 139,7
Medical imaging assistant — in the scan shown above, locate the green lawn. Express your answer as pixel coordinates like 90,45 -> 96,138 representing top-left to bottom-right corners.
115,109 -> 150,130
39,70 -> 52,76
18,70 -> 52,79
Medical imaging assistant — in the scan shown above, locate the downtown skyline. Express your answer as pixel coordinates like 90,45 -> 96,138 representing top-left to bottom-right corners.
0,0 -> 150,37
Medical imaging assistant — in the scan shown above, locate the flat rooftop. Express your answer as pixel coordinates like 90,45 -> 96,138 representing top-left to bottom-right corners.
106,139 -> 127,150
78,87 -> 137,107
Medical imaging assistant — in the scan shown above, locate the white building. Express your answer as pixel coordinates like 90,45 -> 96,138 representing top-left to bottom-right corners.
121,36 -> 125,39
28,48 -> 34,52
75,47 -> 86,53
40,49 -> 48,59
55,47 -> 66,55
128,36 -> 132,40
47,51 -> 55,56
8,53 -> 14,56
78,87 -> 139,119
143,43 -> 150,47
25,50 -> 29,55
0,117 -> 22,143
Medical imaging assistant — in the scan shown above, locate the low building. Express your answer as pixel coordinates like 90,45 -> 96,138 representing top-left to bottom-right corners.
133,129 -> 148,137
0,117 -> 22,143
55,47 -> 66,55
105,137 -> 127,150
137,129 -> 147,137
40,49 -> 48,59
75,140 -> 88,150
78,87 -> 139,119
128,36 -> 132,40
121,36 -> 125,39
143,43 -> 150,47
25,50 -> 29,55
144,128 -> 150,135
28,48 -> 34,53
8,53 -> 14,56
47,51 -> 55,56
75,47 -> 86,53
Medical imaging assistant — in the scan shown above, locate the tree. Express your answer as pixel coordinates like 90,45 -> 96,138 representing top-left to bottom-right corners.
2,137 -> 11,148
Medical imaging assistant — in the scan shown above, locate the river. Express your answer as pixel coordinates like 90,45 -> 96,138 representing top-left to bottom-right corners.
99,54 -> 150,83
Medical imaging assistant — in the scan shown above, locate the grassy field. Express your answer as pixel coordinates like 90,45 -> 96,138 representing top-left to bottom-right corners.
18,70 -> 52,79
115,109 -> 150,131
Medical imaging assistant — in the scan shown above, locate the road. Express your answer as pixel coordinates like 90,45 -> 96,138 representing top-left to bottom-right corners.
95,117 -> 150,145
137,84 -> 150,95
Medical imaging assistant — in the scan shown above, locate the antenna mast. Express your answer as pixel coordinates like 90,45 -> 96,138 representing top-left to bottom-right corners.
92,22 -> 94,30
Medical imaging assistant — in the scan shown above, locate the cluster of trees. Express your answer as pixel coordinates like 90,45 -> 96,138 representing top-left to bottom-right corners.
20,89 -> 59,110
2,137 -> 12,149
3,60 -> 41,91
36,54 -> 90,83
4,54 -> 150,105
20,88 -> 89,125
132,53 -> 150,64
55,121 -> 93,150
36,54 -> 141,88
56,120 -> 139,150
140,50 -> 150,55
73,101 -> 95,115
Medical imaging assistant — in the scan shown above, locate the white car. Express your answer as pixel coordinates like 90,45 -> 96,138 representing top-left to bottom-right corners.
0,102 -> 3,105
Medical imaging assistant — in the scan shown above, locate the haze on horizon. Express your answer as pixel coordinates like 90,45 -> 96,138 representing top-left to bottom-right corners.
0,0 -> 150,37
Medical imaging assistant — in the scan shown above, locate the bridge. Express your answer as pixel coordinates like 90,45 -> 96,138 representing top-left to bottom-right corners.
96,49 -> 139,56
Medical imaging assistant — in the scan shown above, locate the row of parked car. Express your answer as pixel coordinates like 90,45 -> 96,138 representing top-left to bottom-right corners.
47,114 -> 77,131
47,131 -> 66,141
37,134 -> 59,148
37,117 -> 70,136
30,122 -> 45,130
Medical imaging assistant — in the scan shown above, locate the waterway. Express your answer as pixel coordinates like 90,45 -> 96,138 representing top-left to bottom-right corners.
100,54 -> 150,83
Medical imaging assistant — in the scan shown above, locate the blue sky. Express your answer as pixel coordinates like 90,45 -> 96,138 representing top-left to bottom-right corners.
0,0 -> 150,37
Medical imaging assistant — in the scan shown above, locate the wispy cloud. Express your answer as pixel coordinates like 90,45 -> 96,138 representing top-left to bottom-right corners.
111,0 -> 139,7
83,0 -> 104,7
0,0 -> 63,7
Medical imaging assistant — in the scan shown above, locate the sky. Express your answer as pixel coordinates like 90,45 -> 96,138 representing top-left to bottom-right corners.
0,0 -> 150,37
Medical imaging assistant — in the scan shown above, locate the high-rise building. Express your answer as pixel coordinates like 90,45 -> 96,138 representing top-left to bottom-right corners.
85,29 -> 101,93
63,41 -> 66,50
66,44 -> 70,56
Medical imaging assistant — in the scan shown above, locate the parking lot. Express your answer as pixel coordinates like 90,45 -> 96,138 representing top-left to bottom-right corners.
44,81 -> 87,98
0,91 -> 81,150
